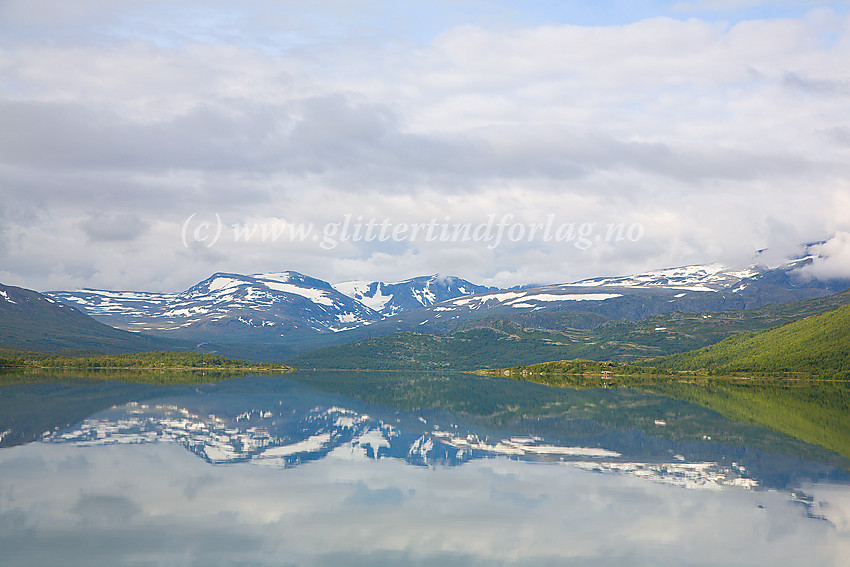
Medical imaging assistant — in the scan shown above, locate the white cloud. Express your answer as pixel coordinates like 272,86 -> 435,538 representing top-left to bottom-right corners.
1,4 -> 849,290
798,231 -> 850,281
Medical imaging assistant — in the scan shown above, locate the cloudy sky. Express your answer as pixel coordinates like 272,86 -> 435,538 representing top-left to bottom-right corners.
2,0 -> 850,292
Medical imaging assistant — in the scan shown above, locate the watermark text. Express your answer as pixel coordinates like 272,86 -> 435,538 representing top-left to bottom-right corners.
181,214 -> 644,251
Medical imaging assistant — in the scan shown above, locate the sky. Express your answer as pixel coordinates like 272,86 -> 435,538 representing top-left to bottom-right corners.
2,0 -> 850,292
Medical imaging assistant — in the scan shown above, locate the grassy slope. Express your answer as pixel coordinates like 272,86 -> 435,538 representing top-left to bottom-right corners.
648,303 -> 850,378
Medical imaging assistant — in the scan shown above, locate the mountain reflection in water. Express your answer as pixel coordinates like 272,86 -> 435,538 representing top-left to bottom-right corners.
1,371 -> 849,566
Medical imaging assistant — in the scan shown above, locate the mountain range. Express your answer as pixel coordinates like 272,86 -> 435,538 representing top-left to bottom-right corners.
44,256 -> 849,340
2,248 -> 849,363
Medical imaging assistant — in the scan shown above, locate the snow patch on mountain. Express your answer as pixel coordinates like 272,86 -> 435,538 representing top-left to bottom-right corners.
453,292 -> 525,306
206,276 -> 242,293
334,280 -> 395,313
446,290 -> 622,312
261,281 -> 336,306
563,263 -> 759,291
510,293 -> 623,303
251,272 -> 294,283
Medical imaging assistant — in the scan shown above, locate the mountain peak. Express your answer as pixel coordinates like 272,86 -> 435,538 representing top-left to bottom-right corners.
333,275 -> 496,316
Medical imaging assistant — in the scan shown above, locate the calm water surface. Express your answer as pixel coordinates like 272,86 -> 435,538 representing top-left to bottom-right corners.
1,370 -> 848,566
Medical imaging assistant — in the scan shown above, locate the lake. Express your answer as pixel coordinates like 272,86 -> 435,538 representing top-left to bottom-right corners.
1,370 -> 849,566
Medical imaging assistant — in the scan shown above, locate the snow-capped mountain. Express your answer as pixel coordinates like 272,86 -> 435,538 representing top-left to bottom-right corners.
47,271 -> 383,341
333,275 -> 497,316
563,263 -> 760,291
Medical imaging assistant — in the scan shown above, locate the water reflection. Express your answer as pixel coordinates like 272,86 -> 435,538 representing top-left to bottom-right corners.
36,393 -> 769,491
1,371 -> 849,566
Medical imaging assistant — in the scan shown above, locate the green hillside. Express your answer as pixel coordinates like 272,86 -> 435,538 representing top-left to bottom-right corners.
486,302 -> 850,381
648,303 -> 850,378
593,288 -> 850,354
290,321 -> 670,371
291,289 -> 850,371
